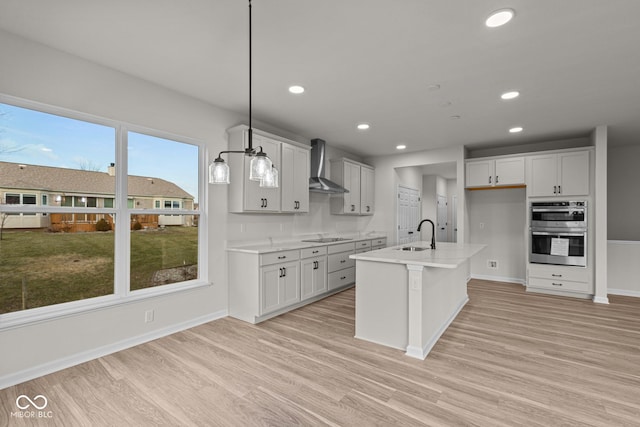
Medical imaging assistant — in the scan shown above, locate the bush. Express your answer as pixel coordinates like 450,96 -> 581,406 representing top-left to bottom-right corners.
95,218 -> 111,232
132,221 -> 143,231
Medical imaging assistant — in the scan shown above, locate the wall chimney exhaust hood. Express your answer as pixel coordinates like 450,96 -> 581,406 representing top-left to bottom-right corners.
309,139 -> 349,194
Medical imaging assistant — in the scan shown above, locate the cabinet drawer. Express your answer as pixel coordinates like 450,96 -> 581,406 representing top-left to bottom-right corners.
528,264 -> 589,282
356,240 -> 372,250
300,246 -> 327,259
328,252 -> 355,272
372,245 -> 385,251
328,242 -> 356,254
355,248 -> 370,254
260,250 -> 300,266
328,267 -> 355,290
371,238 -> 386,247
528,277 -> 593,294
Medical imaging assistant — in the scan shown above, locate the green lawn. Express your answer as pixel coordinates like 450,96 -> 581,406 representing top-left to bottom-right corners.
0,227 -> 198,314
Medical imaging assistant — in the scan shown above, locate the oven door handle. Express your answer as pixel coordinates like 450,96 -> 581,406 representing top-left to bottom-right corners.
531,208 -> 577,213
532,231 -> 585,237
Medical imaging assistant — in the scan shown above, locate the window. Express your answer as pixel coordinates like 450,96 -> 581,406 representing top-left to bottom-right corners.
0,98 -> 205,319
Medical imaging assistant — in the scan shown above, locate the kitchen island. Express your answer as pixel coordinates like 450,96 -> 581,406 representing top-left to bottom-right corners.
350,241 -> 485,359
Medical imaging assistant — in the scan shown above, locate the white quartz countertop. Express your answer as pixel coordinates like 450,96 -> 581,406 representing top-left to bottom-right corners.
350,241 -> 486,268
226,234 -> 387,254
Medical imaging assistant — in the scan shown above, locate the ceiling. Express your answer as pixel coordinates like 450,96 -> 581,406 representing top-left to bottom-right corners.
1,0 -> 640,157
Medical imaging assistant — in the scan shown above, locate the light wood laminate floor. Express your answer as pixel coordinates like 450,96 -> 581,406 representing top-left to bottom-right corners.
2,280 -> 640,426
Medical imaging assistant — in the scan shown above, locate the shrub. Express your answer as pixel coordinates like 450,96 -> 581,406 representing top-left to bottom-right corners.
95,218 -> 111,232
132,221 -> 143,231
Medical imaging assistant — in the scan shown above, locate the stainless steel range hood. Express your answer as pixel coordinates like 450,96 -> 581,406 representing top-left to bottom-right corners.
309,139 -> 349,194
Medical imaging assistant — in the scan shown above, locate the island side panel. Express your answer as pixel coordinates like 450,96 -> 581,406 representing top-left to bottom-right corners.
354,260 -> 408,350
420,259 -> 470,355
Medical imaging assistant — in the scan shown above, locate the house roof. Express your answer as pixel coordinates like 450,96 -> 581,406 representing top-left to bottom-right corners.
0,161 -> 193,199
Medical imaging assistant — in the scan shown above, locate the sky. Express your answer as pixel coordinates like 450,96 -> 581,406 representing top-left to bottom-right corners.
0,102 -> 199,201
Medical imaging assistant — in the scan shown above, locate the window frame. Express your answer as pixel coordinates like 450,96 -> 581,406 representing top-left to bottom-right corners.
0,94 -> 209,329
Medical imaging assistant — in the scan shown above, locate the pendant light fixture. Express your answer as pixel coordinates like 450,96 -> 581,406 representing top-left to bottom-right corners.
209,0 -> 278,187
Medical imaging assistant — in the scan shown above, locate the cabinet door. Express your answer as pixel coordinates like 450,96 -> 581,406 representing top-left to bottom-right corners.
260,265 -> 282,315
558,151 -> 589,196
527,154 -> 558,197
465,160 -> 494,187
301,256 -> 327,301
360,166 -> 375,215
293,146 -> 310,212
495,157 -> 524,186
244,134 -> 281,211
280,261 -> 300,306
344,161 -> 361,214
281,144 -> 297,212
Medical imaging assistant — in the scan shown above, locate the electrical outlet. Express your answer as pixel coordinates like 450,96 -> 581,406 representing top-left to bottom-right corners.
144,310 -> 154,323
487,260 -> 498,269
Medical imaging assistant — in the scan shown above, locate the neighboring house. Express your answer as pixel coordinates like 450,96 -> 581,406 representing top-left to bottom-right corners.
0,161 -> 194,232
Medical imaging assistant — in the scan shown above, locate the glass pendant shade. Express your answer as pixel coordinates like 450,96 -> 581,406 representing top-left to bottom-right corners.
209,158 -> 230,184
260,165 -> 279,188
249,152 -> 272,181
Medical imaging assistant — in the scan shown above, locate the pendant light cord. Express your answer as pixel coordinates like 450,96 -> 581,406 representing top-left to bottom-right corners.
248,0 -> 253,152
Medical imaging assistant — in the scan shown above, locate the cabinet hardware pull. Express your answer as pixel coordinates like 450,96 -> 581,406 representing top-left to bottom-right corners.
552,282 -> 563,286
558,185 -> 561,194
279,268 -> 283,278
489,176 -> 492,184
496,175 -> 499,184
553,186 -> 557,194
340,259 -> 346,263
265,198 -> 268,208
551,274 -> 562,277
277,255 -> 286,259
340,276 -> 346,280
312,250 -> 319,254
351,204 -> 355,212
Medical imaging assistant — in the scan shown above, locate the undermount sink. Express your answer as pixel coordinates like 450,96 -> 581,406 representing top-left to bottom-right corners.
397,246 -> 429,252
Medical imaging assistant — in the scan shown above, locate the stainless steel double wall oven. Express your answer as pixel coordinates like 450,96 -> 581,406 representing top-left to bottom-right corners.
529,201 -> 587,267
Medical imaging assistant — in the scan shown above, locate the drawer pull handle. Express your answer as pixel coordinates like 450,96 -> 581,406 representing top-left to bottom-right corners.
552,282 -> 563,286
340,260 -> 346,263
551,274 -> 562,277
340,276 -> 346,280
278,256 -> 286,259
312,250 -> 319,254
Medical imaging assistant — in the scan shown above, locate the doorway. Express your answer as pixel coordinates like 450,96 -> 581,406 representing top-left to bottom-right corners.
437,195 -> 448,242
397,185 -> 421,245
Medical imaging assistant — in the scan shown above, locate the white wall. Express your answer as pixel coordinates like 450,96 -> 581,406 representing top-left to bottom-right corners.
0,30 -> 369,386
467,188 -> 527,283
608,144 -> 640,241
365,145 -> 465,246
608,241 -> 640,296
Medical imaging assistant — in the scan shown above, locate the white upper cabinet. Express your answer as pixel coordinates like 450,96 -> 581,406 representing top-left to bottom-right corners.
330,159 -> 375,215
360,165 -> 375,215
465,157 -> 524,188
227,125 -> 310,213
281,144 -> 310,213
527,150 -> 590,197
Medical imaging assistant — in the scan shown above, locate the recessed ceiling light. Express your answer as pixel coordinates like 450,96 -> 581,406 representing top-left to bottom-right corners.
509,126 -> 523,133
357,123 -> 370,130
426,84 -> 441,92
450,115 -> 461,120
486,8 -> 515,28
288,85 -> 305,94
501,91 -> 520,100
396,144 -> 407,150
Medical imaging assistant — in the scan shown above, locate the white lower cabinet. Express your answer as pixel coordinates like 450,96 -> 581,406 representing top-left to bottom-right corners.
527,263 -> 593,298
328,242 -> 356,290
300,247 -> 327,301
228,238 -> 385,324
260,260 -> 300,315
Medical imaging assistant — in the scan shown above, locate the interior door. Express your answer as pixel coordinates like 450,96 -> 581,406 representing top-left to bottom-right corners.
437,195 -> 448,242
451,195 -> 458,243
397,185 -> 420,245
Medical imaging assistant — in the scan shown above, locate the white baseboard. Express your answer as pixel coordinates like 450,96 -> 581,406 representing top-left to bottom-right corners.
607,288 -> 640,298
0,310 -> 227,390
405,296 -> 469,360
470,274 -> 525,285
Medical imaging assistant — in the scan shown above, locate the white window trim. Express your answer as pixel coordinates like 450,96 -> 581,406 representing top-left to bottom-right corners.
0,94 -> 210,330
